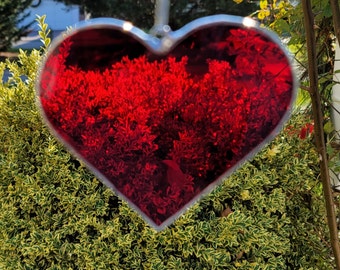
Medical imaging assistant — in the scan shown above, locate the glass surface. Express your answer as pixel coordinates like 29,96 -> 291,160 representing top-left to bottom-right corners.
38,23 -> 294,229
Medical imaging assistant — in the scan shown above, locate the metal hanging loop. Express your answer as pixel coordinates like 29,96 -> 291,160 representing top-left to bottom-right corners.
150,0 -> 171,37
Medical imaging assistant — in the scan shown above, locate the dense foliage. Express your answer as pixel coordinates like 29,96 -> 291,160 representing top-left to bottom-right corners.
255,0 -> 335,107
0,0 -> 34,51
0,18 -> 334,268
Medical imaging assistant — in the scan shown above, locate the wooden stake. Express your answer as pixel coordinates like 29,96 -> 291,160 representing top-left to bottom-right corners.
302,0 -> 340,268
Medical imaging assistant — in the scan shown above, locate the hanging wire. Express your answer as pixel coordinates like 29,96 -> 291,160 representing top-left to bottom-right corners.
150,0 -> 171,37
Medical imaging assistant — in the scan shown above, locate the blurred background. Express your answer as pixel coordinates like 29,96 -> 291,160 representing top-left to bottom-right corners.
1,0 -> 258,51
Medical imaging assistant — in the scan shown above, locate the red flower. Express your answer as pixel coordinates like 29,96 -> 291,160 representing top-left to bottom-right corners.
299,123 -> 314,139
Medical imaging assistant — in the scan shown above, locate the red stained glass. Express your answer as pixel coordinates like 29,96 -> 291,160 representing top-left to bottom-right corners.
38,23 -> 294,229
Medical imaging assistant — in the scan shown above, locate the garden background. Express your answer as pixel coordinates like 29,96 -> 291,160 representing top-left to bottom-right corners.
1,0 -> 340,269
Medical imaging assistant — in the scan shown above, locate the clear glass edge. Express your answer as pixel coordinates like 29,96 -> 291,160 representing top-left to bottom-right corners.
35,14 -> 299,232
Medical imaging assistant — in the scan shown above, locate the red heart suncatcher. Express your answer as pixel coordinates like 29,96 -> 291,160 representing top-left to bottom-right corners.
37,15 -> 296,230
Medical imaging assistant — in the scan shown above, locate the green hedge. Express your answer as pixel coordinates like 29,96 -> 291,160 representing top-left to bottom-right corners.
0,19 -> 333,269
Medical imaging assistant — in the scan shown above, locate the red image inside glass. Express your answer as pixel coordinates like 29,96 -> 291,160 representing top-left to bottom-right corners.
38,19 -> 295,229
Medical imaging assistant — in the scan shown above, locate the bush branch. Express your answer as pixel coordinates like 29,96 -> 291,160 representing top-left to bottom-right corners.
301,0 -> 340,268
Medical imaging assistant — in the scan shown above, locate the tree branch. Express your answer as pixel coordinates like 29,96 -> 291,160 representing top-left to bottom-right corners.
330,0 -> 340,44
301,0 -> 340,268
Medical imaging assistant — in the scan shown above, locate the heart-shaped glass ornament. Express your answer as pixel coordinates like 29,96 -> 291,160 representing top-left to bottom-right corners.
37,15 -> 296,230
